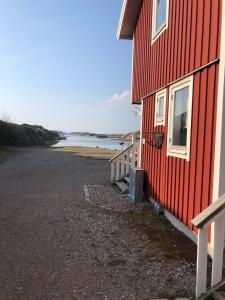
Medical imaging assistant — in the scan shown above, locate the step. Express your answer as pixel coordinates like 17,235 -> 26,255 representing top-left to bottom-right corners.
197,280 -> 225,300
213,292 -> 225,300
123,176 -> 130,184
115,181 -> 129,195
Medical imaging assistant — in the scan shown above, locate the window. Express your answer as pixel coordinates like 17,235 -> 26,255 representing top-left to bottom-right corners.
152,0 -> 169,43
155,89 -> 166,126
167,76 -> 193,160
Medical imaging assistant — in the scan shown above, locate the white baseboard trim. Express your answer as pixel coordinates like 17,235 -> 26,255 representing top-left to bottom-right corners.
164,209 -> 197,244
149,197 -> 214,257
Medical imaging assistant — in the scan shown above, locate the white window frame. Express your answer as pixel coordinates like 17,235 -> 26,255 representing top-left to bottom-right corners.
152,0 -> 169,44
154,89 -> 166,126
167,76 -> 193,161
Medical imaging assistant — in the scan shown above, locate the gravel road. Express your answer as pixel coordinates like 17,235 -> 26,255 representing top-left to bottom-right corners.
0,148 -> 196,300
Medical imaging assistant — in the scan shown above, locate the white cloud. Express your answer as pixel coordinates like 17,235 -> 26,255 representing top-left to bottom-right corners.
70,90 -> 132,117
105,90 -> 131,107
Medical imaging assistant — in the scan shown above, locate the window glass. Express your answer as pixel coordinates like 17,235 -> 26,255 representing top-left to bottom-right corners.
158,96 -> 165,118
156,0 -> 167,32
172,86 -> 189,147
155,90 -> 166,126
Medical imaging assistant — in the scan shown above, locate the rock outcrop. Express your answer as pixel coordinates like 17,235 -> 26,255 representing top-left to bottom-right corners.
0,121 -> 64,146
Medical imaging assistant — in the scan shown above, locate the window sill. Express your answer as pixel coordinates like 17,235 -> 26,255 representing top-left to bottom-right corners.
167,146 -> 190,161
154,120 -> 165,127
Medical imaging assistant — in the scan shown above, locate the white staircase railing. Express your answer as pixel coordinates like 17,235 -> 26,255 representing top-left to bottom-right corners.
110,135 -> 139,184
192,194 -> 225,298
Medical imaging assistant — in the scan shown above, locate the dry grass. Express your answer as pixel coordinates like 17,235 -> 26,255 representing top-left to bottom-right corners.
51,146 -> 119,159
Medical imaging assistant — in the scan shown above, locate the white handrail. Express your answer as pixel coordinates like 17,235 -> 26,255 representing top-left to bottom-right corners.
192,194 -> 225,298
110,144 -> 133,162
110,139 -> 139,184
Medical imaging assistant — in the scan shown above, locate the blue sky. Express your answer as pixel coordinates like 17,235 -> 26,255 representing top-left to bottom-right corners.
0,0 -> 140,133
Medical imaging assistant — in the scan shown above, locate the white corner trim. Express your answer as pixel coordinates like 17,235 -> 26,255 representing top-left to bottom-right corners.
212,0 -> 225,203
139,100 -> 144,168
211,0 -> 225,255
151,0 -> 169,44
154,88 -> 167,127
131,36 -> 135,101
167,75 -> 193,161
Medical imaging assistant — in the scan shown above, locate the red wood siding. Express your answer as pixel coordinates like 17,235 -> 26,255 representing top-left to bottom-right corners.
141,64 -> 219,229
132,0 -> 221,103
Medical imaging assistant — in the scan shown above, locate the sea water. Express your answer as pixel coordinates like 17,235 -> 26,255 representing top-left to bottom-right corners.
52,134 -> 130,151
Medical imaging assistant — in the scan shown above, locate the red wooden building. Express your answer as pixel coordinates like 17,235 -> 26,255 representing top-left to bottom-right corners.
116,0 -> 225,297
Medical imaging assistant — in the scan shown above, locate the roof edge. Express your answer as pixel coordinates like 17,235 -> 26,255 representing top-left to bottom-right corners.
117,0 -> 129,40
117,0 -> 143,40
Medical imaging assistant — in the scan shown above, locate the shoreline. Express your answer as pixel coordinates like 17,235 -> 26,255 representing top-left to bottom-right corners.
0,145 -> 120,161
51,146 -> 119,159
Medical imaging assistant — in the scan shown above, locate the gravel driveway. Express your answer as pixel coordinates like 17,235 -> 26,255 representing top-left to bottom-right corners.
0,148 -> 196,300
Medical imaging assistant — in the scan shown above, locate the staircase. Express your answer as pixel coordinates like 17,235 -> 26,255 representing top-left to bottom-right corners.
197,281 -> 225,300
213,291 -> 225,300
110,133 -> 139,193
115,175 -> 130,194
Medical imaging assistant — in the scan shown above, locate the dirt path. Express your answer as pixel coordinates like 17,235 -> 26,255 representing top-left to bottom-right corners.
0,148 -> 196,300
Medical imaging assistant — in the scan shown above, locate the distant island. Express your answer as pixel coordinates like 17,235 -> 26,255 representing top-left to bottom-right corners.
70,131 -> 140,141
0,121 -> 65,147
0,121 -> 140,148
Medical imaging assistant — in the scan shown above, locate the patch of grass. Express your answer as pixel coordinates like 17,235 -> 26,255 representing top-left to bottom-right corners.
118,206 -> 197,264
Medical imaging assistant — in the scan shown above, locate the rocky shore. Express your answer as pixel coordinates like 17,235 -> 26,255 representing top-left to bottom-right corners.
70,131 -> 140,141
0,121 -> 64,147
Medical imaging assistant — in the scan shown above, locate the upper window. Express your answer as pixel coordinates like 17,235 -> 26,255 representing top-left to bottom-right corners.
155,89 -> 166,126
167,76 -> 193,160
152,0 -> 169,43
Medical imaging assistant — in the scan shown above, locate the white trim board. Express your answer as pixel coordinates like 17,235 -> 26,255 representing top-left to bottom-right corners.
139,100 -> 144,168
211,0 -> 225,252
149,197 -> 216,256
164,210 -> 197,244
149,197 -> 197,243
212,0 -> 225,202
131,36 -> 135,102
138,59 -> 219,104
